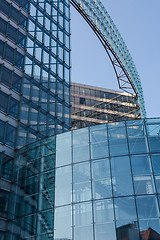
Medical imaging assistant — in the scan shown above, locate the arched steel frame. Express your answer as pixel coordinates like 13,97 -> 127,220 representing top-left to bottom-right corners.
70,0 -> 146,117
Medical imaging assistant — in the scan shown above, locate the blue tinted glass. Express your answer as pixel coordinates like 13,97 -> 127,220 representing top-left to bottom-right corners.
56,132 -> 72,167
55,166 -> 72,206
0,17 -> 7,35
73,128 -> 89,146
5,44 -> 14,63
73,162 -> 91,202
92,159 -> 112,199
136,196 -> 159,219
114,197 -> 137,226
147,124 -> 160,153
54,205 -> 72,240
1,66 -> 12,88
133,175 -> 155,195
73,145 -> 90,163
131,155 -> 152,175
90,124 -> 107,143
108,126 -> 128,156
0,40 -> 4,57
91,141 -> 108,160
74,202 -> 93,240
151,154 -> 160,174
6,124 -> 16,147
0,90 -> 8,113
139,219 -> 160,236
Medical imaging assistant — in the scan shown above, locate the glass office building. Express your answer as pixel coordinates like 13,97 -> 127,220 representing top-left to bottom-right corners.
0,0 -> 70,156
71,82 -> 141,129
5,118 -> 160,240
0,0 -> 70,237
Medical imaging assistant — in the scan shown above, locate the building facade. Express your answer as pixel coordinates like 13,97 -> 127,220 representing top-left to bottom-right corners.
0,0 -> 70,158
5,118 -> 160,240
0,0 -> 70,237
71,82 -> 141,129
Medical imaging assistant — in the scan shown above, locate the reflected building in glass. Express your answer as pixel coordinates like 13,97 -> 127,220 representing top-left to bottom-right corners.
9,118 -> 160,240
71,82 -> 141,129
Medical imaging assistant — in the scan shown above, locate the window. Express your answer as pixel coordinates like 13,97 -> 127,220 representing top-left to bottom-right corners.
6,124 -> 16,147
0,90 -> 8,113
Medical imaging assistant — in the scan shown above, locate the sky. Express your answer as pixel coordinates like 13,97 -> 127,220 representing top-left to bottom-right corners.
70,0 -> 160,118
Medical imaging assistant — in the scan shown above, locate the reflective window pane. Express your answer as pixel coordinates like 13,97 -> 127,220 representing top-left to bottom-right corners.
136,196 -> 159,219
92,159 -> 112,199
55,166 -> 72,206
54,205 -> 72,240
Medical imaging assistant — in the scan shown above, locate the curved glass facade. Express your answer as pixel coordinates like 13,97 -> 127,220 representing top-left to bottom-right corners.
7,118 -> 160,240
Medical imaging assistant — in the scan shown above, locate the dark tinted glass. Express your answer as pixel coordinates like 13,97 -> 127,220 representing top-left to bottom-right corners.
5,44 -> 14,63
15,51 -> 24,69
10,6 -> 19,23
17,31 -> 25,48
9,97 -> 19,118
0,90 -> 8,113
0,0 -> 10,15
1,66 -> 12,87
0,17 -> 7,35
6,124 -> 16,147
12,72 -> 21,92
8,24 -> 17,42
0,40 -> 4,57
0,120 -> 5,142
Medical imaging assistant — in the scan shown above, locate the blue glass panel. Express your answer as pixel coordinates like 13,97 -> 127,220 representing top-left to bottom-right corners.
73,162 -> 91,202
136,196 -> 159,219
108,125 -> 128,156
0,90 -> 8,113
74,202 -> 93,240
95,223 -> 116,240
151,154 -> 160,174
5,44 -> 14,64
131,155 -> 152,175
55,166 -> 72,206
139,218 -> 160,236
90,124 -> 107,143
94,199 -> 114,223
56,132 -> 72,167
73,145 -> 90,163
114,197 -> 137,225
54,205 -> 72,240
91,141 -> 108,160
6,124 -> 16,147
111,156 -> 133,196
1,66 -> 12,88
92,159 -> 112,199
133,175 -> 155,195
127,124 -> 148,154
147,124 -> 160,153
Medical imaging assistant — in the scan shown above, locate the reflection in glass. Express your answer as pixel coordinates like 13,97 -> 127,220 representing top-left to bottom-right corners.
54,205 -> 72,240
114,197 -> 137,226
108,125 -> 128,156
74,202 -> 93,240
111,157 -> 133,196
55,166 -> 72,206
92,159 -> 112,199
136,196 -> 159,219
73,162 -> 91,202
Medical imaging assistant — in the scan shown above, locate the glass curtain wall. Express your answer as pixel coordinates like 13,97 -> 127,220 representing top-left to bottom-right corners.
6,118 -> 160,240
55,118 -> 160,240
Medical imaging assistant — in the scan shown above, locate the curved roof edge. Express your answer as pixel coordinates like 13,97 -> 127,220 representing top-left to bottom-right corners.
70,0 -> 146,118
